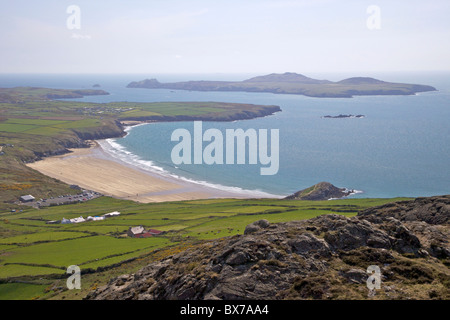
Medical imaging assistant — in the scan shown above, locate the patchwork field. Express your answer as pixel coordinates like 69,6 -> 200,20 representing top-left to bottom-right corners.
0,196 -> 409,300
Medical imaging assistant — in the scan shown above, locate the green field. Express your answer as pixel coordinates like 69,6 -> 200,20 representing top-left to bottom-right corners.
0,195 -> 409,300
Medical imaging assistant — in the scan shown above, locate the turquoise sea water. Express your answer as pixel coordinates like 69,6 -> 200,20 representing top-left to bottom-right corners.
1,72 -> 449,198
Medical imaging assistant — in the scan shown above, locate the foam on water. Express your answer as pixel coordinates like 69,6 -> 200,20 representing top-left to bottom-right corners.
98,137 -> 283,199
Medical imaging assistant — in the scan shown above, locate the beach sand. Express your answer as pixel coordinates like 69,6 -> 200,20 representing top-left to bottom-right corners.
26,141 -> 272,203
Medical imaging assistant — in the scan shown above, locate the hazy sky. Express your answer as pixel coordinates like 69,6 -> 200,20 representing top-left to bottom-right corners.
1,0 -> 449,74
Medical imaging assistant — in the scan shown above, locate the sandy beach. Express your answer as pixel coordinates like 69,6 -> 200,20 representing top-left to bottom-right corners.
26,140 -> 275,203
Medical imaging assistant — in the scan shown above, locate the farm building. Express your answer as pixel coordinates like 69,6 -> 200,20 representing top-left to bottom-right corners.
104,211 -> 120,218
61,218 -> 71,224
127,226 -> 162,238
87,216 -> 105,221
148,229 -> 163,235
70,216 -> 86,224
20,195 -> 35,202
127,226 -> 145,237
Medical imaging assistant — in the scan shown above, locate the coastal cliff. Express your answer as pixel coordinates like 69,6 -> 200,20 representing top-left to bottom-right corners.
86,195 -> 450,300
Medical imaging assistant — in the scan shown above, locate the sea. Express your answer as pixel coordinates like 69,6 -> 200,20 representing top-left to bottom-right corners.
1,72 -> 449,199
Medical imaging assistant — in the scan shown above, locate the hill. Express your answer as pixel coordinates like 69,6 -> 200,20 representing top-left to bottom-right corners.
243,72 -> 331,84
127,72 -> 437,98
284,182 -> 354,200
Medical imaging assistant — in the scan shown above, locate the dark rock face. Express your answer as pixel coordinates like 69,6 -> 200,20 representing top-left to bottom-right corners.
358,196 -> 450,225
284,182 -> 354,200
86,195 -> 450,300
244,219 -> 270,234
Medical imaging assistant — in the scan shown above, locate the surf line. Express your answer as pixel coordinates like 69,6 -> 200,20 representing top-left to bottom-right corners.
170,121 -> 279,175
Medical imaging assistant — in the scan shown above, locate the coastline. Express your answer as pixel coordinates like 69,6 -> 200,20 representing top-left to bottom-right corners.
26,136 -> 283,203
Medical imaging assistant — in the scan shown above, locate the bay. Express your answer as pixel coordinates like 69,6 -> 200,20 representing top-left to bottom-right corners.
1,72 -> 449,198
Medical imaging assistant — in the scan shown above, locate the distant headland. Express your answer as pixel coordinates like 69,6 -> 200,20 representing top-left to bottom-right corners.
127,72 -> 437,98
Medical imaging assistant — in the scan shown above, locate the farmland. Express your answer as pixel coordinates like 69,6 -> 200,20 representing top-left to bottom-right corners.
0,195 -> 409,299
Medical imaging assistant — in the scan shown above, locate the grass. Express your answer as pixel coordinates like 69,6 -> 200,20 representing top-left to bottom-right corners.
2,235 -> 170,271
0,231 -> 88,245
0,123 -> 39,133
0,283 -> 49,300
0,195 -> 410,299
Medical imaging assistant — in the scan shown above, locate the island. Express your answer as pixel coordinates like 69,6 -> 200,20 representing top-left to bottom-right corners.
126,72 -> 437,98
284,182 -> 356,200
321,114 -> 365,119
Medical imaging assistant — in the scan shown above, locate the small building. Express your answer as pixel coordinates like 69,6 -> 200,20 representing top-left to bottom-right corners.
148,229 -> 163,235
20,195 -> 35,203
87,216 -> 105,221
127,226 -> 145,237
70,216 -> 86,224
61,218 -> 71,224
104,211 -> 120,218
127,226 -> 162,238
133,232 -> 153,238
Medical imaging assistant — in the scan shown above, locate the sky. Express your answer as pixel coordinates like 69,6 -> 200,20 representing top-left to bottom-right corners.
0,0 -> 449,74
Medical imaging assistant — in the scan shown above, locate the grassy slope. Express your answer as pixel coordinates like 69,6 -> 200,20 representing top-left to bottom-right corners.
0,196 -> 410,300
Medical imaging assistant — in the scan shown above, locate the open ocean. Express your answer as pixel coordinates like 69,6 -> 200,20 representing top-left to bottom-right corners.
1,72 -> 449,198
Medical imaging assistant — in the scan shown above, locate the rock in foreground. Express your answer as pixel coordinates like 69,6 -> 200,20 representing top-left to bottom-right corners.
86,195 -> 450,300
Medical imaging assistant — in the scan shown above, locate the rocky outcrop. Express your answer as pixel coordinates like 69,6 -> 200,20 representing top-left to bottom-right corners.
284,182 -> 354,200
358,196 -> 450,225
86,195 -> 449,300
322,114 -> 365,119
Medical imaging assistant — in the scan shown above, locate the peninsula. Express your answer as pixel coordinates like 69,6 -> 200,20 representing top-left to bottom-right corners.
127,72 -> 437,98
